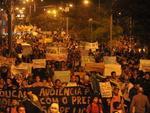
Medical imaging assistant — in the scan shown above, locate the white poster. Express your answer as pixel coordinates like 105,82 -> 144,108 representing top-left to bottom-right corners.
99,82 -> 112,98
140,59 -> 150,72
104,64 -> 121,76
54,71 -> 71,83
32,59 -> 46,68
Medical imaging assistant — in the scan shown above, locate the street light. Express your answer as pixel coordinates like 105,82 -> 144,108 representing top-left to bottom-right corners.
59,4 -> 73,39
83,0 -> 90,6
69,4 -> 73,8
88,18 -> 93,42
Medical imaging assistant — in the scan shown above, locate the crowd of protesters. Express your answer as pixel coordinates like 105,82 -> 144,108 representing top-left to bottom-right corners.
0,27 -> 150,113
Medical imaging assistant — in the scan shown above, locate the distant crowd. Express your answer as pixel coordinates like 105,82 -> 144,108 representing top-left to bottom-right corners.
0,30 -> 149,113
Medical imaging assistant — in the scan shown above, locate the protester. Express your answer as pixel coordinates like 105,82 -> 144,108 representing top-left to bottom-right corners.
87,95 -> 103,113
0,26 -> 149,113
110,87 -> 125,113
16,104 -> 26,113
130,87 -> 150,113
48,103 -> 60,113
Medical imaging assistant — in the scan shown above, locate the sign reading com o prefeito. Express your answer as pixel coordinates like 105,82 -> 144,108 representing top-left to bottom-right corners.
0,87 -> 91,113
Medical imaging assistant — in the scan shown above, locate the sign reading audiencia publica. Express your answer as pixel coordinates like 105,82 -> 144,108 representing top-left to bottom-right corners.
0,87 -> 91,113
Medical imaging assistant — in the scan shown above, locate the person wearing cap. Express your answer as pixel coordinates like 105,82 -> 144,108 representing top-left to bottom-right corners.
130,87 -> 150,113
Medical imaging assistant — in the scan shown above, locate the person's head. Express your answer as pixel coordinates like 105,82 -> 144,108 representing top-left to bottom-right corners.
113,101 -> 121,110
75,75 -> 80,83
111,71 -> 116,79
92,96 -> 99,104
11,99 -> 18,107
0,78 -> 5,87
55,79 -> 62,88
17,105 -> 26,113
35,76 -> 41,82
137,87 -> 144,94
113,87 -> 119,96
6,78 -> 12,85
134,82 -> 140,89
42,78 -> 48,83
49,103 -> 59,113
70,75 -> 76,82
144,73 -> 149,80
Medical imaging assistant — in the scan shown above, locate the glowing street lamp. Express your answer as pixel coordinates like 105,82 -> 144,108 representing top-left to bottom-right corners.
83,0 -> 90,5
69,4 -> 73,8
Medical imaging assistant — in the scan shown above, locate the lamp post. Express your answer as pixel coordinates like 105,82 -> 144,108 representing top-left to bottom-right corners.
88,18 -> 93,42
59,4 -> 73,39
6,0 -> 14,56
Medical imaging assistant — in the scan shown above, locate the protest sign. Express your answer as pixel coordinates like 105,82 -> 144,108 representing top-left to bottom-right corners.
11,63 -> 32,75
74,72 -> 86,80
32,59 -> 46,69
54,71 -> 71,83
104,56 -> 117,64
140,59 -> 150,72
81,56 -> 95,66
99,82 -> 112,98
85,63 -> 105,73
21,43 -> 32,56
46,46 -> 67,61
85,42 -> 98,51
104,64 -> 121,76
0,56 -> 15,66
0,87 -> 91,113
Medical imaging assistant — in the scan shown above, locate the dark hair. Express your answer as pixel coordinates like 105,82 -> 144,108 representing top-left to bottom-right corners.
111,71 -> 116,76
113,102 -> 120,109
55,79 -> 61,84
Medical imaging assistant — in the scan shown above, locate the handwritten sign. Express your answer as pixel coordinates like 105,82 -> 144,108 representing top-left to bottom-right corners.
140,59 -> 150,72
104,56 -> 117,64
104,64 -> 121,76
46,47 -> 67,61
54,71 -> 71,83
99,82 -> 112,98
32,59 -> 46,69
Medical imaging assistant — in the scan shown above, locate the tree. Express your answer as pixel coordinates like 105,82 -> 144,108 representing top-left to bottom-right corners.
30,2 -> 123,43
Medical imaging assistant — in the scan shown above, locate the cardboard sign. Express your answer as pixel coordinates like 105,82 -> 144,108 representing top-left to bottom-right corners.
11,63 -> 32,75
104,56 -> 117,64
85,42 -> 98,51
21,43 -> 32,56
32,59 -> 46,69
0,56 -> 15,66
54,71 -> 71,83
81,56 -> 95,66
104,64 -> 121,76
46,46 -> 67,61
85,63 -> 105,73
99,82 -> 112,98
140,59 -> 150,72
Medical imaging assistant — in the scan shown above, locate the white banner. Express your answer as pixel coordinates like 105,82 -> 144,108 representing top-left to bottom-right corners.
21,43 -> 32,56
54,71 -> 71,83
85,63 -> 105,73
46,46 -> 67,61
81,56 -> 95,66
99,82 -> 112,98
32,59 -> 46,68
11,63 -> 32,75
140,59 -> 150,72
85,42 -> 98,51
104,64 -> 121,76
104,56 -> 117,64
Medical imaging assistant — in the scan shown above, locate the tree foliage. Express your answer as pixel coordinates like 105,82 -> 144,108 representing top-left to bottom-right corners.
30,3 -> 123,43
